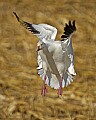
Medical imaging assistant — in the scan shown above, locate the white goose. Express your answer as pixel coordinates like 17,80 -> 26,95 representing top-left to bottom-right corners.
13,12 -> 76,96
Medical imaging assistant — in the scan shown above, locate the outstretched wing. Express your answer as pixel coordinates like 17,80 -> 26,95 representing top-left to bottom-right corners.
61,21 -> 76,76
61,20 -> 76,41
13,12 -> 57,40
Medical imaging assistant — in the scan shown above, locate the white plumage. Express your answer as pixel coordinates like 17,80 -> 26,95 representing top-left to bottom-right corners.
13,12 -> 76,95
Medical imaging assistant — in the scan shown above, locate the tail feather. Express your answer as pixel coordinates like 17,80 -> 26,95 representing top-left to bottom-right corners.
38,68 -> 74,89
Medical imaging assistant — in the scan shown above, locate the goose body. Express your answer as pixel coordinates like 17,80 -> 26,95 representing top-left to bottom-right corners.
13,12 -> 76,95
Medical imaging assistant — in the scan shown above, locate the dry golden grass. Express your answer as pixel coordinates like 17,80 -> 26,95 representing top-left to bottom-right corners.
0,0 -> 96,119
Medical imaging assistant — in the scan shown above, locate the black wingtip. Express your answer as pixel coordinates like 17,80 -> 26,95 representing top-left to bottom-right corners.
13,12 -> 19,21
13,12 -> 40,34
73,20 -> 76,30
61,20 -> 76,40
69,21 -> 71,26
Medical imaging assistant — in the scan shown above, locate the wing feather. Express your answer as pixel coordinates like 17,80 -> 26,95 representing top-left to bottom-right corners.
61,20 -> 76,41
13,12 -> 40,34
13,12 -> 57,40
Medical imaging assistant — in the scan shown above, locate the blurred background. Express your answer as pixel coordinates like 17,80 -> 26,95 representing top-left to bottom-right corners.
0,0 -> 96,119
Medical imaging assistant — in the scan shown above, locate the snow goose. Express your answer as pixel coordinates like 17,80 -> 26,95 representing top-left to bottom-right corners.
13,12 -> 76,96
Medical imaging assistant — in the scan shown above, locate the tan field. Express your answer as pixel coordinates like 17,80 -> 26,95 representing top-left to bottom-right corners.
0,0 -> 96,119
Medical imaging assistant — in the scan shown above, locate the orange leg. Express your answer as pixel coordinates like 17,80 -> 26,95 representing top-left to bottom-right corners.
58,78 -> 63,96
41,75 -> 47,96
